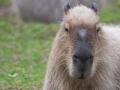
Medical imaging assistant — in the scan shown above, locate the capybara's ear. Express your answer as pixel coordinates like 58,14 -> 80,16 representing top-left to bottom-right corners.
91,2 -> 97,13
64,2 -> 70,15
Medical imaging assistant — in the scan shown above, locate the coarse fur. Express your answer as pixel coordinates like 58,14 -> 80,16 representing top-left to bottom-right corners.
43,4 -> 120,90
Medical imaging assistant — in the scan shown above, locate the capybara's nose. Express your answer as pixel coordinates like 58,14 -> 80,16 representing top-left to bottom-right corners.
72,54 -> 94,64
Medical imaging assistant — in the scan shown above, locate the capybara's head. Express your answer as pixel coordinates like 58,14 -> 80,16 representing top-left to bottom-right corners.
62,2 -> 101,79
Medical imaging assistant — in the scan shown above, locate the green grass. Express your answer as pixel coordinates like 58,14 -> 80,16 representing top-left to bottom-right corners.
100,0 -> 120,23
0,18 -> 59,89
0,0 -> 10,5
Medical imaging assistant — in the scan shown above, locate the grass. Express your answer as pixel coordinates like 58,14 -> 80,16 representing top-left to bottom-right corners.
0,0 -> 120,89
0,0 -> 10,5
0,18 -> 59,89
100,0 -> 120,23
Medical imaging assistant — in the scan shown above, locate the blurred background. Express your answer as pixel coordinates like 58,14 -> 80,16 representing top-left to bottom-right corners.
0,0 -> 119,89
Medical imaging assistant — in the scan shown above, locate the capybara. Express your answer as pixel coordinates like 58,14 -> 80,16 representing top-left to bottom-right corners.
43,2 -> 120,90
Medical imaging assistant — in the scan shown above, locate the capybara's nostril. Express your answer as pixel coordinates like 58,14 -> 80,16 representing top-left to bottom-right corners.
89,55 -> 94,64
73,55 -> 78,63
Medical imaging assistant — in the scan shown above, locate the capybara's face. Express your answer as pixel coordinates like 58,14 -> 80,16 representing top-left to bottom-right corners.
64,24 -> 101,79
63,4 -> 100,79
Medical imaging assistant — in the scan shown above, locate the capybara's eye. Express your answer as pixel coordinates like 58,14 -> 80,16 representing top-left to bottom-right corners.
64,28 -> 69,32
97,28 -> 101,33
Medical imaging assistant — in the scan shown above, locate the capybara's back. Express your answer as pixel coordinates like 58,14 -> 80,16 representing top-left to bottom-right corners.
43,2 -> 120,90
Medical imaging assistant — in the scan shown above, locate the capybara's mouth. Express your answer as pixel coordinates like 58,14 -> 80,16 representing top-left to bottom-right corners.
78,73 -> 86,79
73,72 -> 91,79
71,64 -> 93,79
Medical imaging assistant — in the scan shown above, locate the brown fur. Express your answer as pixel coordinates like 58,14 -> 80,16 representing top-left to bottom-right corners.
43,5 -> 120,90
